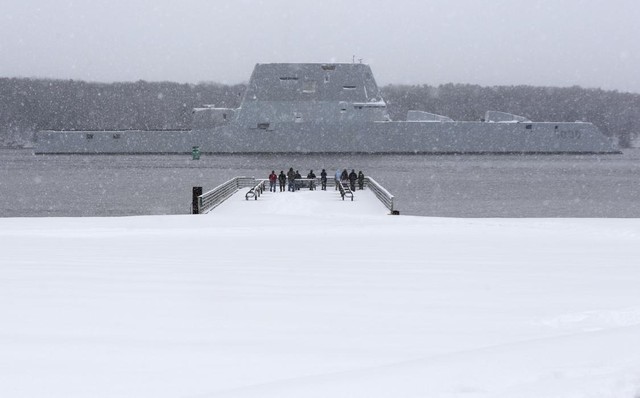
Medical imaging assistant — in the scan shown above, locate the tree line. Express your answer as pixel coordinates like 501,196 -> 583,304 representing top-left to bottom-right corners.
1,77 -> 638,147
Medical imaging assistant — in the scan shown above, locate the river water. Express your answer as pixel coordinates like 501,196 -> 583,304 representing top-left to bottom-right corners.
1,148 -> 639,217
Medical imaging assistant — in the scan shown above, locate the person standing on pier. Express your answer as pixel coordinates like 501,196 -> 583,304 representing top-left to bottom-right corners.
358,170 -> 365,190
307,170 -> 316,190
294,170 -> 302,190
320,169 -> 327,190
268,170 -> 277,192
287,168 -> 296,192
278,170 -> 287,192
348,169 -> 358,191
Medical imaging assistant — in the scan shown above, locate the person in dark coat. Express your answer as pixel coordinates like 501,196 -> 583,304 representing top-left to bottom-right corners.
268,170 -> 277,192
357,170 -> 365,190
278,170 -> 287,192
294,170 -> 302,190
340,169 -> 349,182
287,168 -> 296,192
307,170 -> 316,190
348,169 -> 358,191
320,169 -> 327,190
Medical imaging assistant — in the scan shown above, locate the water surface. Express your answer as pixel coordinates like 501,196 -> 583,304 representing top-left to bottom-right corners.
1,149 -> 639,217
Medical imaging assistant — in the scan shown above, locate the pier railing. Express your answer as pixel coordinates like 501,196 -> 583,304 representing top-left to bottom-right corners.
364,177 -> 397,214
196,176 -> 256,214
245,180 -> 266,200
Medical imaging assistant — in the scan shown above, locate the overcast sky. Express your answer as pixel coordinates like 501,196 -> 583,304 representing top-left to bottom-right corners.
1,0 -> 639,92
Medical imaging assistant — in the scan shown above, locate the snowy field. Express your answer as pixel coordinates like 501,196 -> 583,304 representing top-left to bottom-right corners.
1,188 -> 640,397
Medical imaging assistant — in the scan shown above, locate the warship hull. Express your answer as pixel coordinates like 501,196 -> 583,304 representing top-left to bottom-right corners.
35,122 -> 618,154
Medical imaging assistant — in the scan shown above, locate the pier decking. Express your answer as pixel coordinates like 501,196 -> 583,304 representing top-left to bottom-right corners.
212,186 -> 389,217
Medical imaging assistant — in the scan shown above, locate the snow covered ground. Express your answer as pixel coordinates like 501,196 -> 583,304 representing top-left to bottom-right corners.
1,187 -> 640,397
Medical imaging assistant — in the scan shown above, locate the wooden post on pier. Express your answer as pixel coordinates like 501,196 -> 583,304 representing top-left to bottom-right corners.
192,186 -> 203,214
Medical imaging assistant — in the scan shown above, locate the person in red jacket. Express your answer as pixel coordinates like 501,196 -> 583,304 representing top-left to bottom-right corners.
268,170 -> 277,192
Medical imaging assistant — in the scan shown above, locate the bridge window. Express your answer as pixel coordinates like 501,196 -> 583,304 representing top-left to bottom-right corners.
302,80 -> 316,93
321,64 -> 336,71
112,133 -> 121,139
343,85 -> 357,90
86,134 -> 94,139
525,124 -> 532,130
257,123 -> 270,130
279,77 -> 298,87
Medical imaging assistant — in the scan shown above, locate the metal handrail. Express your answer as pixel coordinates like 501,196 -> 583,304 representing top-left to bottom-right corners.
245,180 -> 266,200
290,178 -> 317,190
338,181 -> 354,201
364,176 -> 395,212
198,176 -> 256,213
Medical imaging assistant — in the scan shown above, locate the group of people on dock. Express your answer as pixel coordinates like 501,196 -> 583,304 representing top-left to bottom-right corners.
336,169 -> 365,191
268,168 -> 365,193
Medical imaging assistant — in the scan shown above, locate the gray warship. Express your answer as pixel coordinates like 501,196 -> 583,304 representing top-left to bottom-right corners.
35,63 -> 619,154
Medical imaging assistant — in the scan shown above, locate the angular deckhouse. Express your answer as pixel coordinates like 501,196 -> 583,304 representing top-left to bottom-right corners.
35,63 -> 619,154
